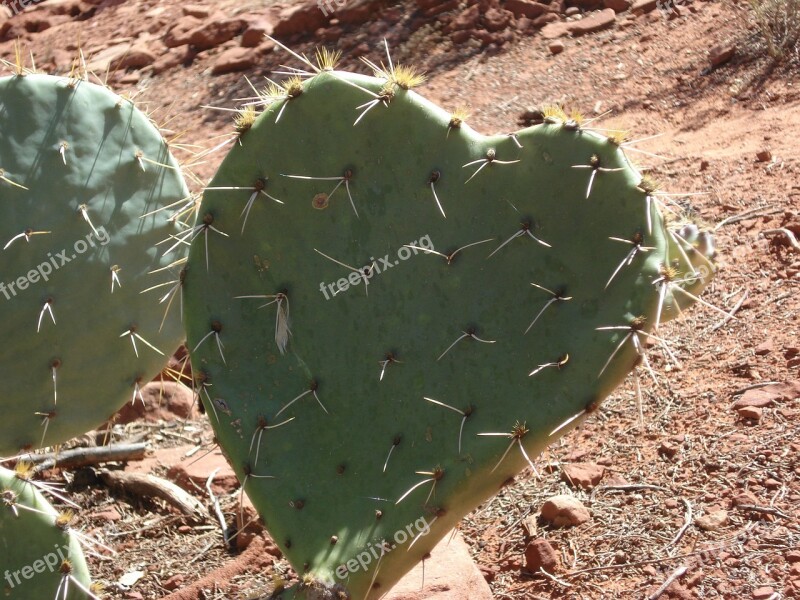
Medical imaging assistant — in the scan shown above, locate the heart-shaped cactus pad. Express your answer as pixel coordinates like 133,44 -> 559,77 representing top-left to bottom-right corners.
184,52 -> 715,600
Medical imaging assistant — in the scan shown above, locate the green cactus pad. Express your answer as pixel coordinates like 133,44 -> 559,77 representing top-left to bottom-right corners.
1,466 -> 95,599
184,60 -> 714,599
0,72 -> 192,455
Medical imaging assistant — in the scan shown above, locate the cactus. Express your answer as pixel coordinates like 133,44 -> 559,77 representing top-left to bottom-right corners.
183,46 -> 716,599
1,465 -> 98,599
0,70 -> 193,455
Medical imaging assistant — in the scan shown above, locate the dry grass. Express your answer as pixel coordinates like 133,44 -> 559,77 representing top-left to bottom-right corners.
745,0 -> 800,60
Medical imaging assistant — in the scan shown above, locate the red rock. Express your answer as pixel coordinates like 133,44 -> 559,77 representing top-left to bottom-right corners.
733,388 -> 780,409
569,8 -> 616,34
540,494 -> 590,527
505,0 -> 547,18
188,17 -> 246,51
696,510 -> 728,531
272,4 -> 328,36
542,8 -> 614,35
167,448 -> 238,495
163,15 -> 202,48
484,7 -> 513,30
561,463 -> 605,489
787,550 -> 800,563
753,587 -> 775,600
451,29 -> 471,43
182,5 -> 210,18
449,3 -> 480,29
516,16 -> 533,30
163,574 -> 184,591
93,507 -> 122,522
338,0 -> 378,23
151,49 -> 184,75
548,40 -> 565,54
383,531 -> 493,600
532,11 -> 560,26
731,490 -> 759,507
211,47 -> 257,75
659,440 -> 680,458
113,381 -> 196,424
565,6 -> 581,15
421,0 -> 460,15
754,339 -> 774,354
525,538 -> 558,573
737,406 -> 763,422
1,13 -> 55,39
241,19 -> 273,47
631,0 -> 658,12
604,473 -> 629,486
756,149 -> 772,163
540,19 -> 571,38
708,43 -> 736,67
604,0 -> 631,11
114,45 -> 158,70
85,42 -> 132,73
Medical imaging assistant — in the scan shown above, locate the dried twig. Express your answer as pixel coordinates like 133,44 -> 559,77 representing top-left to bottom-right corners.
647,565 -> 687,600
735,504 -> 791,519
14,443 -> 148,474
670,498 -> 693,550
99,470 -> 206,522
538,566 -> 572,587
763,228 -> 800,251
714,206 -> 782,229
206,468 -> 231,547
710,290 -> 747,332
590,483 -> 670,501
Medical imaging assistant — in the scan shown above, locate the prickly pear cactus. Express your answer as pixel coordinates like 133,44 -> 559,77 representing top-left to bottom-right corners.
184,49 -> 715,599
1,466 -> 96,599
0,70 -> 192,455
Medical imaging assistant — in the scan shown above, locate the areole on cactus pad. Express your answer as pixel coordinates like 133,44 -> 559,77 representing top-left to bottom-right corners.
183,45 -> 716,599
0,69 -> 192,455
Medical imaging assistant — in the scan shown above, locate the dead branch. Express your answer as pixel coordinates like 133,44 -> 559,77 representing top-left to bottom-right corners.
16,443 -> 148,474
99,469 -> 206,522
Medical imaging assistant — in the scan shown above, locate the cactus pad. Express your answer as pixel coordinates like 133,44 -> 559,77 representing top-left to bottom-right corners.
1,466 -> 96,599
184,54 -> 715,599
0,72 -> 192,455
